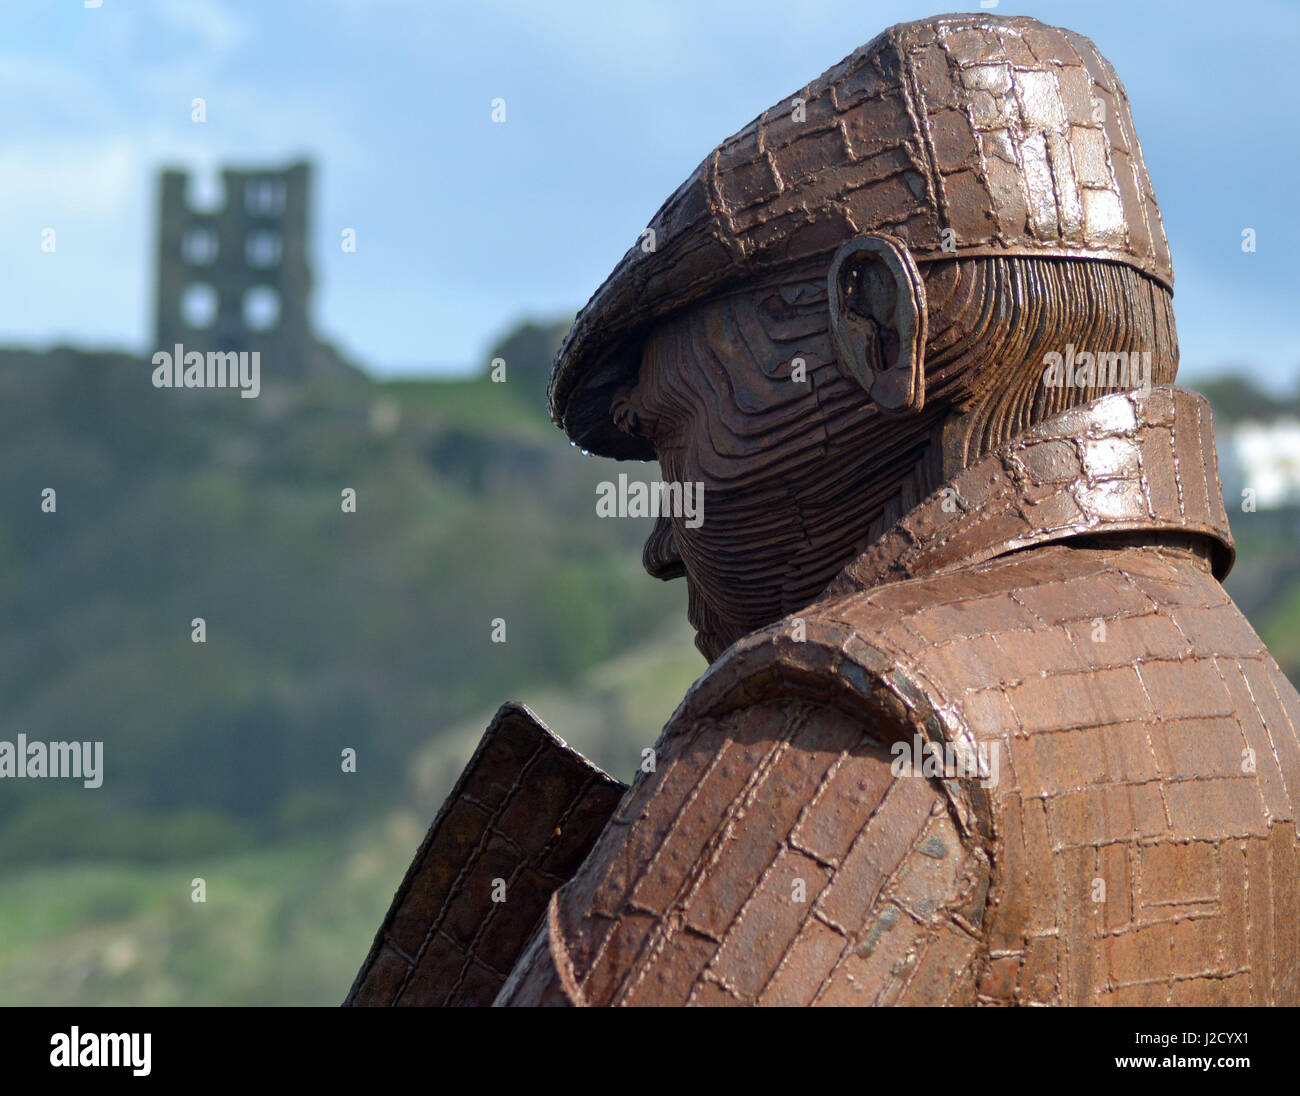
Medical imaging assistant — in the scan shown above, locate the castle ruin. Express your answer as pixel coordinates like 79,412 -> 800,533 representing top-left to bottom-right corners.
153,160 -> 358,381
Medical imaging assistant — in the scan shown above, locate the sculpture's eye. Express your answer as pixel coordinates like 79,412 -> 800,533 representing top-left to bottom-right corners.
759,291 -> 797,325
611,390 -> 646,439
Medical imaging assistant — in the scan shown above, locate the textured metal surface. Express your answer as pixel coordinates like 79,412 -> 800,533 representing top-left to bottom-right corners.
497,392 -> 1300,1005
345,702 -> 626,1006
551,13 -> 1172,459
826,385 -> 1234,594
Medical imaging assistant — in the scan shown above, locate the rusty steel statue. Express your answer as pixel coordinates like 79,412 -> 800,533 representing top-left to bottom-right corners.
348,13 -> 1300,1006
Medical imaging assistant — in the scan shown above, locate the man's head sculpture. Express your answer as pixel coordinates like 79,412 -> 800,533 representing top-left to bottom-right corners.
549,14 -> 1178,662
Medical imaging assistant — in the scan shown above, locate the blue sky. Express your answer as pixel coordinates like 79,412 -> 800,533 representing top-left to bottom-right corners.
2,0 -> 1297,384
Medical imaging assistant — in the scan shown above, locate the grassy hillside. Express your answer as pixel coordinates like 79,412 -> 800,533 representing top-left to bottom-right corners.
0,619 -> 702,1005
0,330 -> 685,868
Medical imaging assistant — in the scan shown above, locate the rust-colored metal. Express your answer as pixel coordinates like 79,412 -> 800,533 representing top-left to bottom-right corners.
352,13 -> 1300,1006
345,703 -> 625,1006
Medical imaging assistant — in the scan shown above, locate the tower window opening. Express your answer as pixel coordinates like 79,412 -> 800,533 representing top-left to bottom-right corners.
181,227 -> 219,266
243,286 -> 281,331
180,283 -> 218,329
245,178 -> 286,217
245,230 -> 282,268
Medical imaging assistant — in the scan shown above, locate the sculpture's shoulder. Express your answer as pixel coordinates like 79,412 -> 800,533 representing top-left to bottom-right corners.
497,568 -> 1008,1007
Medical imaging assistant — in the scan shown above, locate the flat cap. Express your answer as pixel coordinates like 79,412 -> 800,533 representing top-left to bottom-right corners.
550,13 -> 1174,460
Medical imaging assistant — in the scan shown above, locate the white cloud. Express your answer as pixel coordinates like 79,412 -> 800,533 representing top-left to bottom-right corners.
149,0 -> 249,56
0,138 -> 135,214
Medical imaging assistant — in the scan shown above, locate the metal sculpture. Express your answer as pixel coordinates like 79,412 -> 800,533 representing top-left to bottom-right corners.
350,13 -> 1300,1007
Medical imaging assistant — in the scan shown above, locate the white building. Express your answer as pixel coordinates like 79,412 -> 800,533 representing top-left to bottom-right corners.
1218,418 -> 1300,509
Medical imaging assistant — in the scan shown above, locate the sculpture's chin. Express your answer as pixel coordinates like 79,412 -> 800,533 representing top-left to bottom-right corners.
686,580 -> 748,664
694,629 -> 726,664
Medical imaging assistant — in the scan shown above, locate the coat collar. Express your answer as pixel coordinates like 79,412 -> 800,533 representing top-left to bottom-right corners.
824,386 -> 1234,598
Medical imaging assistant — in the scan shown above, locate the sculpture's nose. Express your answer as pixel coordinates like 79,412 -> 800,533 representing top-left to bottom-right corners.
642,514 -> 686,580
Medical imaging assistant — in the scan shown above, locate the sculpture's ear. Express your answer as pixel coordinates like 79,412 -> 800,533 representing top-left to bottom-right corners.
827,234 -> 927,414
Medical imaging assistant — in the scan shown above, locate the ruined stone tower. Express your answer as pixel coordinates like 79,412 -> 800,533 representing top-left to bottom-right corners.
154,160 -> 358,381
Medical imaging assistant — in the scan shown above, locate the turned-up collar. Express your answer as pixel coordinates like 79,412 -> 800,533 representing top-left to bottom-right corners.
824,386 -> 1235,598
